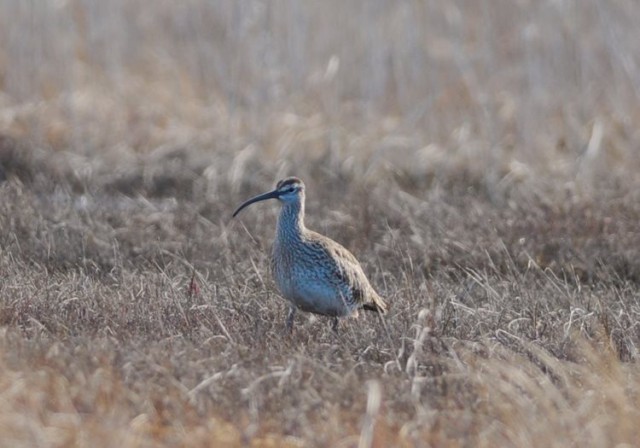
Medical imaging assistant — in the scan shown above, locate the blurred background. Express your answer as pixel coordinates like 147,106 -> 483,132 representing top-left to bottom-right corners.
2,5 -> 640,445
0,0 -> 639,194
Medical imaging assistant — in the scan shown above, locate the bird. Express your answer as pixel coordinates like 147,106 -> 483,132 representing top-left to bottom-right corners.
232,176 -> 388,332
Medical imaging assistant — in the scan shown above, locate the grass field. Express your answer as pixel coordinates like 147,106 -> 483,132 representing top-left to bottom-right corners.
1,1 -> 640,446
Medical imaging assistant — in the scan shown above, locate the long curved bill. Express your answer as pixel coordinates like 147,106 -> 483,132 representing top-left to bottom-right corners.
232,189 -> 280,217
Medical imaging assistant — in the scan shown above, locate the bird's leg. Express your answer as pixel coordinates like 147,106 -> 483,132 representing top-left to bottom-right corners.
331,317 -> 340,333
285,306 -> 297,333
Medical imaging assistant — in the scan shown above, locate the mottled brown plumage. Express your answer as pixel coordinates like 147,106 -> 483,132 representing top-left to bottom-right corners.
233,177 -> 387,331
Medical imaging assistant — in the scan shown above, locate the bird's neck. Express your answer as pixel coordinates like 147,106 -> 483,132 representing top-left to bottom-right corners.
277,199 -> 305,241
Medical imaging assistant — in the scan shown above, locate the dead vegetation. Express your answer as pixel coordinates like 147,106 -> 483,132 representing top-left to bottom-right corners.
1,1 -> 640,447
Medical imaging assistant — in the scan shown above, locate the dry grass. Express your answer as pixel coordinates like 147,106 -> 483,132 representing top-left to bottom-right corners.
1,1 -> 640,447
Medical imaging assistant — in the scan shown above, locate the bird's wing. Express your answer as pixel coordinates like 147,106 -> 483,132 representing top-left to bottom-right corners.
304,231 -> 386,312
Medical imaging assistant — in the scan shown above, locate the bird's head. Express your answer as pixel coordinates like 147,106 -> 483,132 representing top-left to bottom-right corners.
232,177 -> 305,217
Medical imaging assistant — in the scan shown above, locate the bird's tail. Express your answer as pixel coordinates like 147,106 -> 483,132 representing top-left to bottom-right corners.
363,293 -> 388,314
